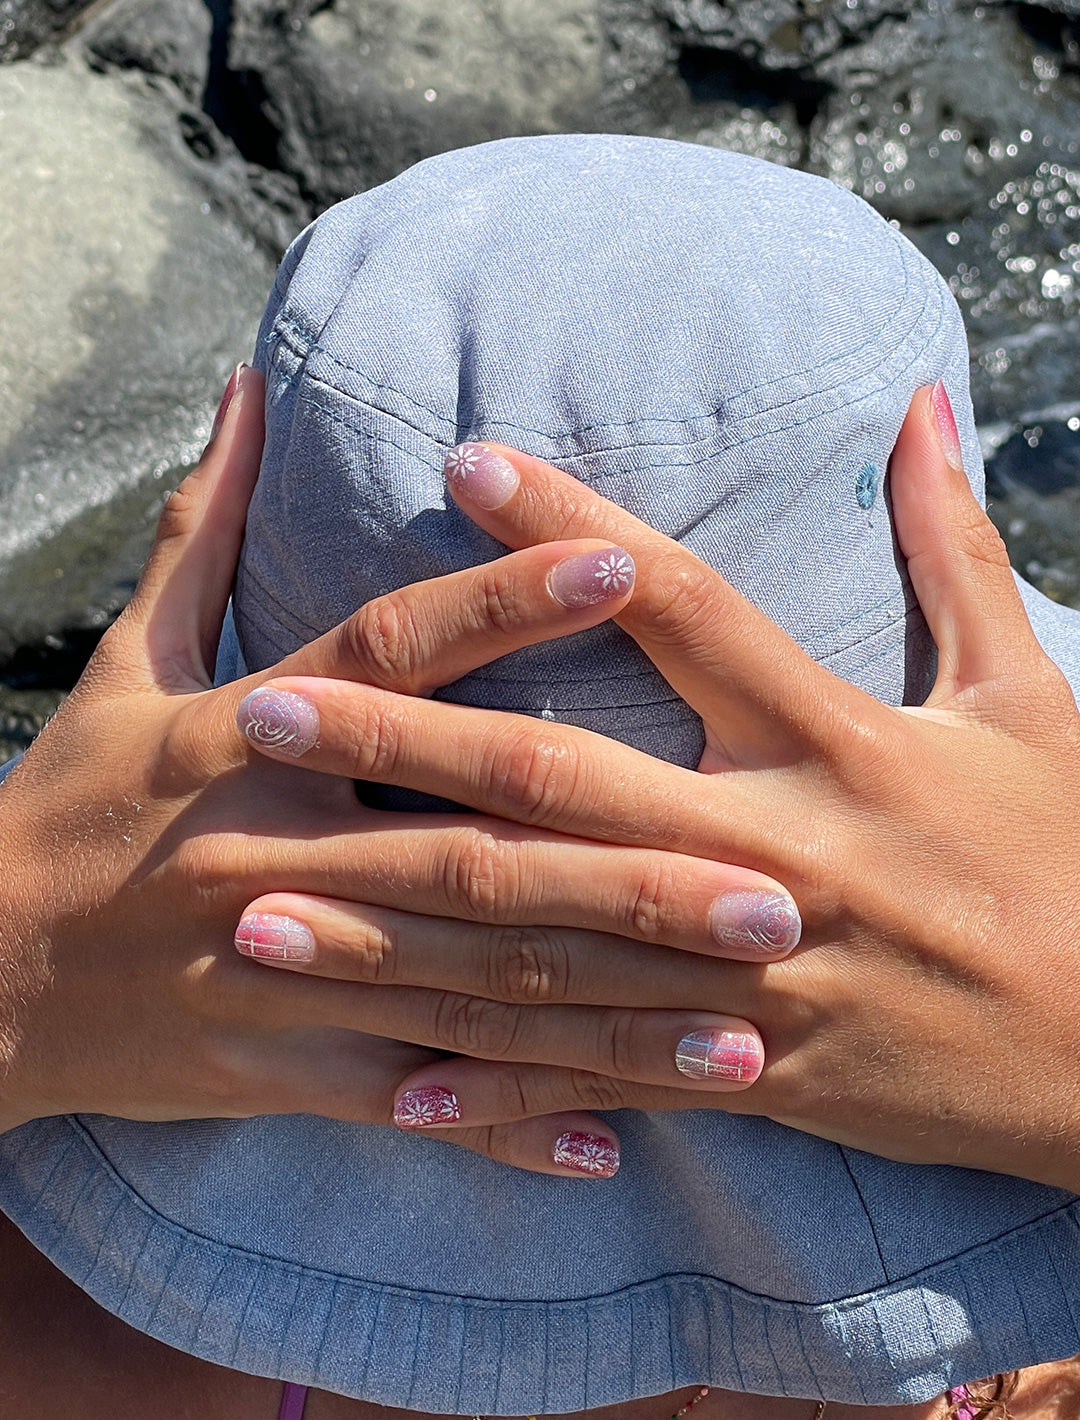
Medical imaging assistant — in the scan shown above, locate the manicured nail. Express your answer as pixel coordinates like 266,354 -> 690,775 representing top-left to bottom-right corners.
675,1029 -> 763,1083
931,380 -> 964,471
444,443 -> 520,509
548,546 -> 635,609
237,687 -> 319,757
209,362 -> 246,444
235,912 -> 315,962
710,889 -> 801,957
393,1086 -> 462,1128
553,1131 -> 621,1177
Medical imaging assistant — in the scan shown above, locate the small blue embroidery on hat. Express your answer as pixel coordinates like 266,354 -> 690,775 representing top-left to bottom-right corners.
855,462 -> 879,510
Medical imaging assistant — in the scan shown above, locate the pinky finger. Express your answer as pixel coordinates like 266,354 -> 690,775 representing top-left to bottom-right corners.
413,1114 -> 623,1180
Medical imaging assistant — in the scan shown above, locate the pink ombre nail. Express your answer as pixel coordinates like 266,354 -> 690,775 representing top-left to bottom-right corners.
553,1131 -> 620,1177
235,913 -> 315,963
209,362 -> 246,444
675,1029 -> 763,1083
548,546 -> 635,608
237,687 -> 319,757
444,443 -> 520,509
931,380 -> 964,471
710,889 -> 801,957
393,1086 -> 461,1128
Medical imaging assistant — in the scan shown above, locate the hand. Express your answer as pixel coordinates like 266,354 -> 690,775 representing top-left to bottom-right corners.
244,385 -> 1080,1192
0,366 -> 785,1179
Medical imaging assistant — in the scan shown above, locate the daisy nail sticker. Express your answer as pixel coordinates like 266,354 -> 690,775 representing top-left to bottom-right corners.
548,545 -> 635,608
236,687 -> 319,758
443,442 -> 520,509
393,1086 -> 462,1128
553,1131 -> 621,1177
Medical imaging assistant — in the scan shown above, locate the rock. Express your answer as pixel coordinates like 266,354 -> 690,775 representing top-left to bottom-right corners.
0,54 -> 277,661
0,0 -> 97,62
228,0 -> 605,207
79,0 -> 213,105
808,6 -> 1080,225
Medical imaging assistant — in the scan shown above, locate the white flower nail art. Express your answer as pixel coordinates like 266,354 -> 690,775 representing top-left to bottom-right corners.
444,444 -> 485,485
593,552 -> 634,593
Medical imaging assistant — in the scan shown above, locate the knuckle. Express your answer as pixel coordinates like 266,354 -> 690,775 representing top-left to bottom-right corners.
443,827 -> 516,917
562,1068 -> 631,1112
623,859 -> 679,943
600,1011 -> 641,1079
344,593 -> 424,691
478,566 -> 528,634
432,993 -> 521,1058
173,832 -> 247,907
493,724 -> 582,825
487,927 -> 572,1004
342,696 -> 402,781
641,553 -> 720,645
346,920 -> 396,983
155,479 -> 202,543
954,514 -> 1012,571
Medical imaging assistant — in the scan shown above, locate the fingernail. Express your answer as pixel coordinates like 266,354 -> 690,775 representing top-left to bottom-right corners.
553,1131 -> 621,1177
235,912 -> 315,962
931,380 -> 964,471
710,889 -> 801,957
675,1029 -> 763,1083
209,362 -> 247,444
237,687 -> 319,757
393,1086 -> 462,1128
548,546 -> 635,609
444,443 -> 520,510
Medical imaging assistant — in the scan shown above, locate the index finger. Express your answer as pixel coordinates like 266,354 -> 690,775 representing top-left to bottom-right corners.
443,442 -> 864,765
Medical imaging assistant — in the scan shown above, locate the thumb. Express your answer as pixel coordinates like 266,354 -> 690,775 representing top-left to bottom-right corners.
116,364 -> 265,692
890,382 -> 1037,712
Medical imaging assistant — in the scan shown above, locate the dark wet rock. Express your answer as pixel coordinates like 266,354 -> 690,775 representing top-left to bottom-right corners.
80,0 -> 213,104
227,0 -> 605,208
0,0 -> 97,62
0,54 -> 277,662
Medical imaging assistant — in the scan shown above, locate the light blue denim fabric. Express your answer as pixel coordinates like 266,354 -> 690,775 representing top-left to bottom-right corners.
4,135 -> 1080,1409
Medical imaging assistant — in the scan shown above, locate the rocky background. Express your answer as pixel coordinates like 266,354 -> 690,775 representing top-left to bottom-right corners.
4,0 -> 1080,757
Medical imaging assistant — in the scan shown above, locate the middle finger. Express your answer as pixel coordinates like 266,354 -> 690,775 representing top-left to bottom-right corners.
233,893 -> 799,1006
256,810 -> 800,957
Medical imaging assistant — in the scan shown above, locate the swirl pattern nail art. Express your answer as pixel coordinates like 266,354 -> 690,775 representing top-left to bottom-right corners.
710,889 -> 801,956
237,687 -> 319,757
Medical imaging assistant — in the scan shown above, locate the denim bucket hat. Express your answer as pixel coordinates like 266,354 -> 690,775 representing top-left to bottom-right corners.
3,135 -> 1080,1409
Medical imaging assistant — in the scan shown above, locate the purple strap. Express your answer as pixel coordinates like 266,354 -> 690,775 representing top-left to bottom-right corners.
278,1382 -> 309,1420
946,1384 -> 978,1420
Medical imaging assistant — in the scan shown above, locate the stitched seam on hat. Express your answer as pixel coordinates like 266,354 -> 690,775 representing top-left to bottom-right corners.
275,220 -> 924,434
43,1116 -> 1080,1313
269,232 -> 936,445
285,285 -> 947,489
838,1149 -> 891,1284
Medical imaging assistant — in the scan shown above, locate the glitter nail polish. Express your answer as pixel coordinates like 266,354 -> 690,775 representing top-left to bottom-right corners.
547,546 -> 635,608
235,913 -> 316,963
675,1029 -> 763,1083
444,443 -> 520,509
393,1086 -> 462,1128
710,889 -> 801,957
931,380 -> 964,471
237,687 -> 319,757
552,1131 -> 620,1177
